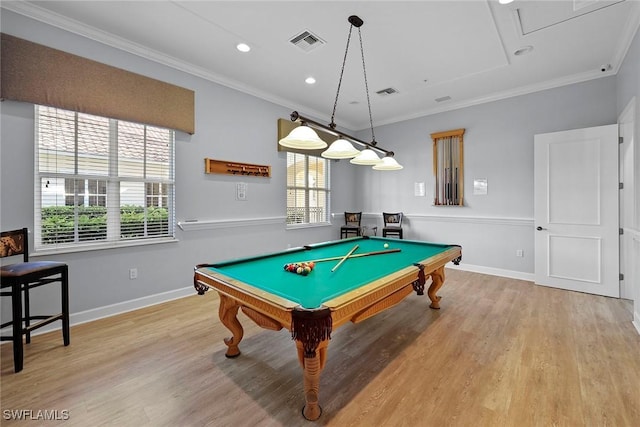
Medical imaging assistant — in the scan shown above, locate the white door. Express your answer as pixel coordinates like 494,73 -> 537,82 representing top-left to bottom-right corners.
534,124 -> 619,297
619,99 -> 635,300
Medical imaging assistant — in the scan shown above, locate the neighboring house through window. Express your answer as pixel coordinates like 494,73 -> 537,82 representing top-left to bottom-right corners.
35,105 -> 175,250
286,152 -> 330,225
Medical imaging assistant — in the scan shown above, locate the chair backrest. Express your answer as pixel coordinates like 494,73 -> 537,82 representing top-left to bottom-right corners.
0,228 -> 28,262
344,212 -> 362,227
383,212 -> 403,227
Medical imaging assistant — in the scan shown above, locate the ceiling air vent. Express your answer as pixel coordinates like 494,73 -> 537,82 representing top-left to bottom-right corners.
289,30 -> 325,52
376,87 -> 399,96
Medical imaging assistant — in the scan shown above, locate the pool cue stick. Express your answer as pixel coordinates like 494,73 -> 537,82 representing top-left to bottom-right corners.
294,248 -> 401,264
331,244 -> 359,272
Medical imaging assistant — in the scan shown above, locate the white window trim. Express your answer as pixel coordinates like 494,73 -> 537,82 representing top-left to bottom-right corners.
33,105 -> 176,254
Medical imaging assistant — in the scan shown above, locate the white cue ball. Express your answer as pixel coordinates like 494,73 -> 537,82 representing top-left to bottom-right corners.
384,243 -> 389,248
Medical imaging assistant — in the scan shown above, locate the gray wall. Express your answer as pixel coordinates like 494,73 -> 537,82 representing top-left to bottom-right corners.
0,9 -> 633,326
0,11 -> 351,321
354,78 -> 618,274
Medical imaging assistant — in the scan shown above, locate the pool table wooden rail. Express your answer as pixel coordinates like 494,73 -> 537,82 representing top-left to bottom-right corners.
194,245 -> 461,331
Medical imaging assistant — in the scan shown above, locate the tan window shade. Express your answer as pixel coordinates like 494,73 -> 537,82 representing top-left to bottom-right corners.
1,33 -> 195,134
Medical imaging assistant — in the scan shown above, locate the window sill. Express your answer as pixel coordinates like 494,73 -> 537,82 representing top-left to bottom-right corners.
32,237 -> 179,257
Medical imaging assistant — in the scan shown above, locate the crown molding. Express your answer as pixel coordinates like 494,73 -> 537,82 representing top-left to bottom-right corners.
371,68 -> 615,129
4,0 -> 638,133
1,2 -> 333,124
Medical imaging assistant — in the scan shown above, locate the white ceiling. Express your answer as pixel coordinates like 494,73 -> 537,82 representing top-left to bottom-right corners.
3,1 -> 640,130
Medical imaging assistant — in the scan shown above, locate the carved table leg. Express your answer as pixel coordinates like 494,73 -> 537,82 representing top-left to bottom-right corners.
218,293 -> 244,358
427,266 -> 445,309
296,340 -> 329,421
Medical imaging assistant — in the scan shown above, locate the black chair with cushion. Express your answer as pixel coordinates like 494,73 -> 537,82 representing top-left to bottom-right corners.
382,212 -> 404,239
0,228 -> 69,372
340,212 -> 362,239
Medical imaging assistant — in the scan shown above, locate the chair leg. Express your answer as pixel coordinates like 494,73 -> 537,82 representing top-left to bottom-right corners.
23,283 -> 31,344
11,283 -> 24,373
62,267 -> 70,346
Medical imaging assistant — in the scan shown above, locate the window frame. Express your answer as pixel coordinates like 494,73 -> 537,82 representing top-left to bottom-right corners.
286,152 -> 331,228
33,105 -> 177,255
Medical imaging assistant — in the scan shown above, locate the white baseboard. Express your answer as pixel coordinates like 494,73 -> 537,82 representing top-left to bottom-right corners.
448,262 -> 535,282
1,286 -> 196,341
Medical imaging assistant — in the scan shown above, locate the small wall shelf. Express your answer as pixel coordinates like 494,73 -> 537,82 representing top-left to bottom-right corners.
204,158 -> 271,177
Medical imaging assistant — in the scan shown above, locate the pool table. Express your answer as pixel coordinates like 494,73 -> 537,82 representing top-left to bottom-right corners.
193,236 -> 461,420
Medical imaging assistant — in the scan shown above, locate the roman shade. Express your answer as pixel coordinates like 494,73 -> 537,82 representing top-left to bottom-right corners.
0,33 -> 195,134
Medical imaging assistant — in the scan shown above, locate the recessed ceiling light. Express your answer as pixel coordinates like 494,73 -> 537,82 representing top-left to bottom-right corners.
236,43 -> 251,53
305,77 -> 316,85
499,0 -> 514,4
514,45 -> 534,56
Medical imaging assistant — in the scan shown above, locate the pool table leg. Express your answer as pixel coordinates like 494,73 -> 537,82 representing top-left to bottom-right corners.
296,339 -> 329,421
218,293 -> 244,358
427,266 -> 445,309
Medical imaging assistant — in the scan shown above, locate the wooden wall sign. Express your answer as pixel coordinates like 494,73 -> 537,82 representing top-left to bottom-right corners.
204,158 -> 271,177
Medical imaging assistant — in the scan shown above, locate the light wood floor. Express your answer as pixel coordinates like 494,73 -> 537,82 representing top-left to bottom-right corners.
2,270 -> 639,427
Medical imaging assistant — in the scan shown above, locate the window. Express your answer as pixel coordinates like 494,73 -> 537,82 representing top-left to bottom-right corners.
286,152 -> 330,225
35,105 -> 175,250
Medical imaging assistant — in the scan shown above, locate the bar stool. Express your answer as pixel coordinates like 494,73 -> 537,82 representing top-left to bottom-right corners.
1,228 -> 70,372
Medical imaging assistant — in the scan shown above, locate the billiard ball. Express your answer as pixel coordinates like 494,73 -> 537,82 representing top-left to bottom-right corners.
384,243 -> 389,248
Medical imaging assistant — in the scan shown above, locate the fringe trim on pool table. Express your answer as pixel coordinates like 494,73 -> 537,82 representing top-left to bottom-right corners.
291,308 -> 332,358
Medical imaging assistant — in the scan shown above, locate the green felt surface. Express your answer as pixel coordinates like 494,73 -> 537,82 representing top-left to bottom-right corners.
205,237 -> 456,309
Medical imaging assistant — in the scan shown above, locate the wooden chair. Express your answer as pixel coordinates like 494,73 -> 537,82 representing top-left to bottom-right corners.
382,212 -> 404,239
0,228 -> 70,372
340,212 -> 362,239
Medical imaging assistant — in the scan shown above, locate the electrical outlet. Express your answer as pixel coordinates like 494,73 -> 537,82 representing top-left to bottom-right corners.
129,268 -> 138,280
516,249 -> 524,257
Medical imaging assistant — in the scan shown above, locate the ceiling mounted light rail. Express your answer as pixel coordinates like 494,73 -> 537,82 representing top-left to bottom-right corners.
278,15 -> 402,171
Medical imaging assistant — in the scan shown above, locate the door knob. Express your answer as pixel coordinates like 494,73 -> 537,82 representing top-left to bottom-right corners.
536,226 -> 546,231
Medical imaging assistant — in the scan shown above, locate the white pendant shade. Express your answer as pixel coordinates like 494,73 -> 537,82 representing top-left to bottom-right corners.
321,138 -> 359,159
350,148 -> 382,165
278,125 -> 327,150
372,156 -> 403,170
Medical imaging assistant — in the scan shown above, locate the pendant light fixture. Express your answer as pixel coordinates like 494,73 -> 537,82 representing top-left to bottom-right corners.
278,122 -> 327,149
280,15 -> 402,170
372,154 -> 403,170
350,148 -> 381,165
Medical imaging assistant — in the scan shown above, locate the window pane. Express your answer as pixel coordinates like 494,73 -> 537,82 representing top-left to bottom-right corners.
40,177 -> 74,244
308,156 -> 326,188
37,107 -> 76,175
77,204 -> 107,242
118,122 -> 146,178
120,181 -> 145,239
146,127 -> 172,180
286,189 -> 305,224
77,113 -> 109,176
286,152 -> 329,225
